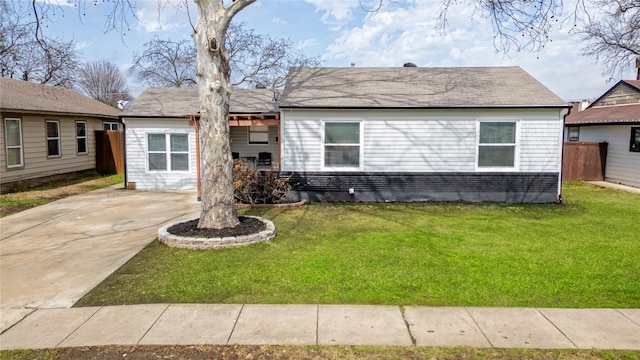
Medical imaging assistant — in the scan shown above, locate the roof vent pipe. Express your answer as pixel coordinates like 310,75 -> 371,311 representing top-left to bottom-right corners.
403,62 -> 417,67
351,62 -> 356,68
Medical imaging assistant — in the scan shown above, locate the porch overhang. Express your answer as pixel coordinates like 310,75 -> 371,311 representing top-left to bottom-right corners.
187,113 -> 281,201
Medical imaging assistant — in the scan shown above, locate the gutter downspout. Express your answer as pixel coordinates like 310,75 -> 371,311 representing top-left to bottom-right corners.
559,105 -> 572,203
121,117 -> 127,189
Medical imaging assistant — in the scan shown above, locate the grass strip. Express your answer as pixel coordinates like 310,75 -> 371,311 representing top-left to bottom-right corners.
76,183 -> 640,308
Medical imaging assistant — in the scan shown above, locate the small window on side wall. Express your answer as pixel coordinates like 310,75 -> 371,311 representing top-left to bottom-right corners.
631,127 -> 640,152
568,126 -> 580,142
104,122 -> 118,131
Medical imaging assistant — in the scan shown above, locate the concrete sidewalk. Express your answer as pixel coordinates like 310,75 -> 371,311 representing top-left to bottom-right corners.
1,185 -> 640,351
1,305 -> 639,350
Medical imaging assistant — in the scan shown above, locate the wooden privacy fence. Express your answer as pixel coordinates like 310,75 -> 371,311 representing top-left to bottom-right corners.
95,130 -> 124,174
562,142 -> 607,181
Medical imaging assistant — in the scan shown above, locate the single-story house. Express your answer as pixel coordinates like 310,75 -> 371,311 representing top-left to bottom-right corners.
122,66 -> 568,203
121,87 -> 280,191
564,80 -> 640,188
0,78 -> 122,192
278,66 -> 568,203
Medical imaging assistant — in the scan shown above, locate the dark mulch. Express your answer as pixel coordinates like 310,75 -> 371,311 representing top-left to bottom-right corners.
167,216 -> 265,238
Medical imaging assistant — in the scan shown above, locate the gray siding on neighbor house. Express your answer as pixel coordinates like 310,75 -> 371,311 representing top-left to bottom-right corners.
578,125 -> 640,188
1,114 -> 103,187
124,118 -> 197,190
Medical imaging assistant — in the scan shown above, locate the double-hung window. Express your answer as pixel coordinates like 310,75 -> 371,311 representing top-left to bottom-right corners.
76,121 -> 88,154
46,120 -> 61,157
631,127 -> 640,152
323,121 -> 362,169
147,133 -> 189,172
4,118 -> 23,168
477,121 -> 518,169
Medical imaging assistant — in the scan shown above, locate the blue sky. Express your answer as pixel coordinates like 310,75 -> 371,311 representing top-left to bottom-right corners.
30,0 -> 637,101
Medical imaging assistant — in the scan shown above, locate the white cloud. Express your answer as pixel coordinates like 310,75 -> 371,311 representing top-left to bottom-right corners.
303,0 -> 359,29
298,38 -> 317,50
272,17 -> 287,24
74,41 -> 91,52
319,1 -> 629,99
134,0 -> 193,33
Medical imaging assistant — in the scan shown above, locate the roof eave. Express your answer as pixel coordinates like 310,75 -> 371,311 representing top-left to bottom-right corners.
278,105 -> 570,110
1,108 -> 121,119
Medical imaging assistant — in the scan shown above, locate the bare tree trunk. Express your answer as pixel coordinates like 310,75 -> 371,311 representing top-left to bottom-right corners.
193,0 -> 255,229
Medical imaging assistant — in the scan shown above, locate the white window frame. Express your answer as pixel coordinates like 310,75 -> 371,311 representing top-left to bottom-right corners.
321,119 -> 364,171
103,122 -> 119,131
146,133 -> 190,173
248,125 -> 269,144
476,119 -> 520,171
567,126 -> 580,142
76,121 -> 88,154
46,120 -> 61,158
4,118 -> 23,168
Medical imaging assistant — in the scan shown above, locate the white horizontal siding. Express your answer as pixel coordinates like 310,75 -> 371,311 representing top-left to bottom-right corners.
281,116 -> 322,171
579,125 -> 640,188
281,108 -> 563,173
364,120 -> 476,171
520,120 -> 562,172
124,117 -> 197,190
229,126 -> 279,166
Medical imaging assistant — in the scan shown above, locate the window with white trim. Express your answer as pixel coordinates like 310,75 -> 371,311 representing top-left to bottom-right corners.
46,120 -> 61,157
76,121 -> 88,154
147,133 -> 189,172
567,126 -> 580,141
631,127 -> 640,152
104,122 -> 118,131
323,121 -> 362,169
248,126 -> 269,144
477,121 -> 518,169
4,118 -> 23,168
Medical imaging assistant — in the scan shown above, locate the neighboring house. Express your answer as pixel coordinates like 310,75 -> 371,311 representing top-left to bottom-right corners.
0,78 -> 122,192
564,80 -> 640,188
121,87 -> 279,191
278,66 -> 568,203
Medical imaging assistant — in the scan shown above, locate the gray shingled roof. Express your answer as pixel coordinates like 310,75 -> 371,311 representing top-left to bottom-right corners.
0,77 -> 120,118
279,67 -> 566,108
122,87 -> 279,117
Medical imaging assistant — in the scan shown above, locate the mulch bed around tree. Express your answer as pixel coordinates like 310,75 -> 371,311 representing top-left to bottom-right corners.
167,216 -> 265,238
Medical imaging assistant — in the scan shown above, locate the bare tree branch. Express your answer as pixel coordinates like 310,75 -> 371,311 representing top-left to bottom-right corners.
77,60 -> 132,107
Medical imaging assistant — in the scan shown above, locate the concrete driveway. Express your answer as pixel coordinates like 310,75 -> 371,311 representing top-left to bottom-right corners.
0,186 -> 200,309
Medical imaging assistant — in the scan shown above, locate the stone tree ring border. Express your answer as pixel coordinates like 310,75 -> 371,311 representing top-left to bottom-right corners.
158,215 -> 276,250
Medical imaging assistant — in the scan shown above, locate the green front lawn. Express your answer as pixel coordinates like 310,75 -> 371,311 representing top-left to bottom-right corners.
76,183 -> 640,308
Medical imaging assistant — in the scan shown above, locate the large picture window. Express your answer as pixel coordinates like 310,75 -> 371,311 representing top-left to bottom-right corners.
631,127 -> 640,152
46,120 -> 60,157
147,133 -> 189,172
76,121 -> 87,154
477,121 -> 518,169
323,121 -> 362,169
5,118 -> 23,168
